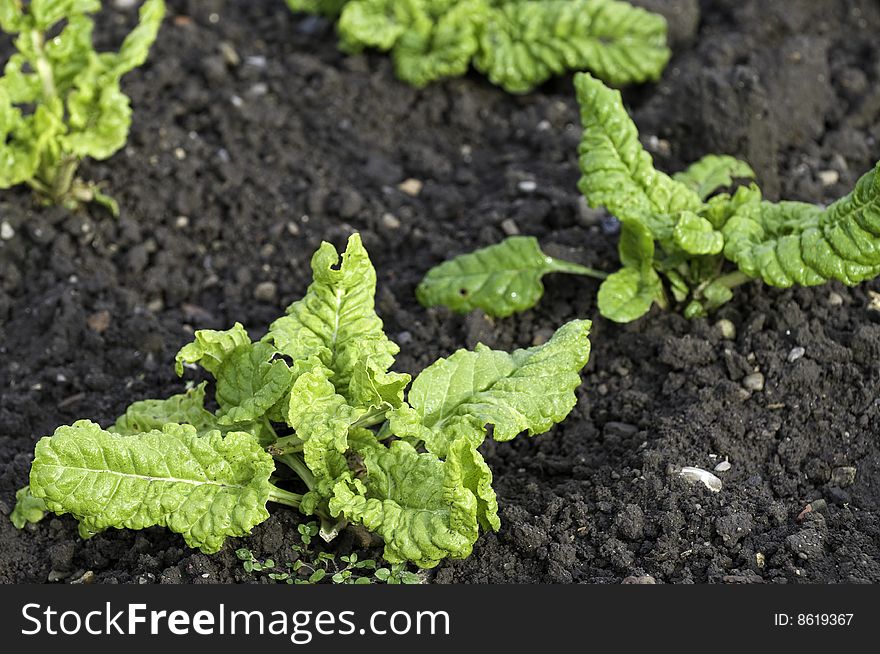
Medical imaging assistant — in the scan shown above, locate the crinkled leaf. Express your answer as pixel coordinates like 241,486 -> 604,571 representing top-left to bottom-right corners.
286,366 -> 366,483
417,236 -> 599,318
597,266 -> 661,323
576,72 -> 701,228
30,0 -> 100,29
113,0 -> 165,77
673,211 -> 724,255
29,421 -> 274,553
215,342 -> 293,425
328,438 -> 496,568
338,0 -> 411,52
11,485 -> 47,529
110,382 -> 216,435
0,1 -> 24,32
391,0 -> 484,87
62,81 -> 131,160
175,322 -> 251,377
347,358 -> 410,411
475,0 -> 670,93
0,88 -> 39,186
723,162 -> 880,287
389,319 -> 591,457
673,154 -> 756,200
264,234 -> 399,398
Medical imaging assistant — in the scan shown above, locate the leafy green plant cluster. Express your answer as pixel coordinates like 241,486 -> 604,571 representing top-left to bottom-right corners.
235,521 -> 421,584
16,234 -> 591,569
0,0 -> 165,213
287,0 -> 670,93
418,73 -> 880,322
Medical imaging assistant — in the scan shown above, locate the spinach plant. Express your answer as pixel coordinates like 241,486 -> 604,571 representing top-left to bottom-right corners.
0,0 -> 165,214
287,0 -> 670,93
419,73 -> 880,322
15,234 -> 591,568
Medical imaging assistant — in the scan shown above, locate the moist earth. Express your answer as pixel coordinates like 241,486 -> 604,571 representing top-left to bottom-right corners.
1,0 -> 879,584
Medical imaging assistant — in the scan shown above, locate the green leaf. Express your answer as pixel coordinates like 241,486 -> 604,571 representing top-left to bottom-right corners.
338,0 -> 411,52
575,72 -> 701,227
113,0 -> 166,77
62,82 -> 131,160
417,236 -> 603,318
673,211 -> 724,255
389,319 -> 591,456
286,366 -> 365,484
618,218 -> 655,268
175,322 -> 251,377
347,358 -> 410,412
723,161 -> 880,287
215,342 -> 294,425
29,421 -> 274,553
673,154 -> 756,200
475,0 -> 670,93
701,279 -> 734,311
109,382 -> 216,435
597,266 -> 661,323
0,1 -> 25,32
30,1 -> 100,29
264,234 -> 400,399
328,438 -> 496,568
0,88 -> 40,187
10,485 -> 48,529
391,0 -> 484,88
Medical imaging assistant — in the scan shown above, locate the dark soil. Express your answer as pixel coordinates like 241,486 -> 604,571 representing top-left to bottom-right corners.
2,0 -> 880,584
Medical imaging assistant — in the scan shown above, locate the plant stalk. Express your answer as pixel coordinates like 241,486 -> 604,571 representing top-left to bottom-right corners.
714,270 -> 752,290
547,256 -> 608,280
30,30 -> 57,100
275,453 -> 316,491
267,484 -> 303,509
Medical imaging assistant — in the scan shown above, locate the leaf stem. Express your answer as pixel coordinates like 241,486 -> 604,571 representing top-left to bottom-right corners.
714,270 -> 752,290
376,421 -> 393,440
30,30 -> 57,100
275,453 -> 316,491
351,406 -> 389,429
267,434 -> 304,455
546,256 -> 608,280
267,484 -> 303,509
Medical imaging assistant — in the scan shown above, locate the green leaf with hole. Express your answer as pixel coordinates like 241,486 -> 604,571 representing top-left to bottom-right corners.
417,236 -> 602,318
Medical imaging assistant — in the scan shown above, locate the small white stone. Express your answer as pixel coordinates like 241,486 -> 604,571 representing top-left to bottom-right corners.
382,213 -> 401,229
818,169 -> 840,186
742,372 -> 765,392
714,460 -> 732,472
787,346 -> 805,363
715,318 -> 736,340
517,180 -> 537,193
0,221 -> 14,240
828,291 -> 844,306
680,466 -> 722,492
501,219 -> 520,236
398,178 -> 423,197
